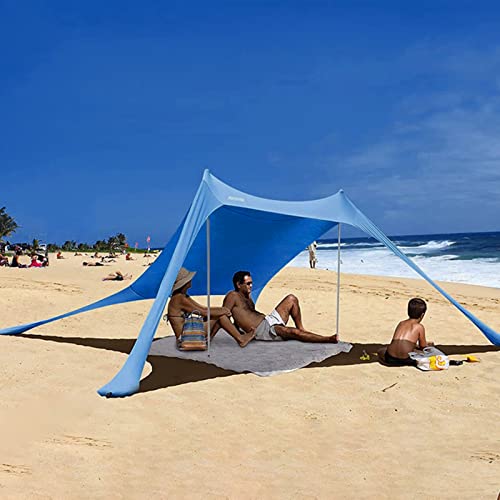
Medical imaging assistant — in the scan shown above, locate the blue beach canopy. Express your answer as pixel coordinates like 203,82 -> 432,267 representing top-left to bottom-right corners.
1,170 -> 499,397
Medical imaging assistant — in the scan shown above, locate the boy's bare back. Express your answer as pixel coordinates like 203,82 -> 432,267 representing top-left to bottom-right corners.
387,318 -> 430,359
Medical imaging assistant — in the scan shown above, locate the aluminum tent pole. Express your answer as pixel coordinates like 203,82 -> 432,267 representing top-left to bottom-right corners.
336,223 -> 341,338
206,217 -> 211,357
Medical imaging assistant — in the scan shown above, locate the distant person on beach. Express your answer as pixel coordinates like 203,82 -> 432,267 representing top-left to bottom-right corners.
379,298 -> 434,367
31,254 -> 48,267
0,253 -> 9,266
102,271 -> 132,281
11,252 -> 27,268
307,241 -> 317,269
82,261 -> 106,267
28,254 -> 43,267
167,268 -> 255,348
125,253 -> 135,261
223,271 -> 339,343
56,251 -> 65,259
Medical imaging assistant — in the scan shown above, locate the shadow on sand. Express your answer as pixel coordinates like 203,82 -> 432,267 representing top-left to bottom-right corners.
15,333 -> 500,395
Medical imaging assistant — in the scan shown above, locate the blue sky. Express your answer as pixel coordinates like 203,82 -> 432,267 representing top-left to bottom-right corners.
2,1 -> 500,246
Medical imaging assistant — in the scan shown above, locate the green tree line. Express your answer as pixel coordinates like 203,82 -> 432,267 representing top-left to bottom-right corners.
0,208 -> 137,253
46,233 -> 129,253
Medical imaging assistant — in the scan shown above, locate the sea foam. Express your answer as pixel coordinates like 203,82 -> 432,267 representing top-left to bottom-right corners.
289,242 -> 500,288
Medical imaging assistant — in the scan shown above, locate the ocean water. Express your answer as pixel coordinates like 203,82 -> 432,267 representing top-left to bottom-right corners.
289,231 -> 500,289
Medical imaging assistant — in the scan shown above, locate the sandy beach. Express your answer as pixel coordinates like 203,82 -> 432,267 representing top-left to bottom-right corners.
0,253 -> 499,498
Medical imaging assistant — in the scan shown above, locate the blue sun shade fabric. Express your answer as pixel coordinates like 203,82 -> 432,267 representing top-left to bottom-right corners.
1,170 -> 498,397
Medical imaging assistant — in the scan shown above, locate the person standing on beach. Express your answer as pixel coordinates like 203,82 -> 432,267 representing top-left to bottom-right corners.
223,271 -> 338,343
379,297 -> 434,366
307,241 -> 317,269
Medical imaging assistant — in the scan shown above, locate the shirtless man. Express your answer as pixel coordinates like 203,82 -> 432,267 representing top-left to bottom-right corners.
223,270 -> 338,343
167,268 -> 255,348
381,297 -> 433,366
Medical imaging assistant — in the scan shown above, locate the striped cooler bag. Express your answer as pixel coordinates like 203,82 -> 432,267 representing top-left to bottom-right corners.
178,311 -> 207,351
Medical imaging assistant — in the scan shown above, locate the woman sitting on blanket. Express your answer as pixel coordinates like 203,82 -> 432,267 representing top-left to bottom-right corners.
166,268 -> 255,348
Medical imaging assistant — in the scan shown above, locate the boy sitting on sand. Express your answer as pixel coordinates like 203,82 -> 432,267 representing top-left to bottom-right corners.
379,297 -> 434,366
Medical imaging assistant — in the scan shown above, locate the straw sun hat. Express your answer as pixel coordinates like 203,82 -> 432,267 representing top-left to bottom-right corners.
172,267 -> 196,292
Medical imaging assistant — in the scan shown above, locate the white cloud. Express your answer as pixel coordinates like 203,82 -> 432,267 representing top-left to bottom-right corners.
310,44 -> 500,233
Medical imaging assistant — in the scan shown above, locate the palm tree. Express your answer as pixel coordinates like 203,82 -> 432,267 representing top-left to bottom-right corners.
94,240 -> 107,251
62,240 -> 76,251
107,235 -> 119,253
116,233 -> 127,247
32,239 -> 40,252
0,207 -> 19,241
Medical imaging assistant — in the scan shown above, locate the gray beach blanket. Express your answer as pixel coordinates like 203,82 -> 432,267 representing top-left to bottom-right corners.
149,331 -> 352,376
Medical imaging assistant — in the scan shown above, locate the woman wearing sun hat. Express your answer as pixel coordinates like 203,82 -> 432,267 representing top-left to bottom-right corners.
166,267 -> 255,348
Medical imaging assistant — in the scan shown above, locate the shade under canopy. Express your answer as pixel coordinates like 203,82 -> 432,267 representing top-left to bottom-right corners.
1,170 -> 498,397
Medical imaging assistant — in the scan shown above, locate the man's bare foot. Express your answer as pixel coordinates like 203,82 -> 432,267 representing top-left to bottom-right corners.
238,328 -> 256,347
329,334 -> 339,343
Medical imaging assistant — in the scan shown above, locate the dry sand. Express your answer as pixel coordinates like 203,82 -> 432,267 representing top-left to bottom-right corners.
1,253 -> 499,499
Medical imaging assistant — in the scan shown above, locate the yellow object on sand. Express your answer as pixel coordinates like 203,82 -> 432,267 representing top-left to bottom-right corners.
360,350 -> 370,361
465,355 -> 480,363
